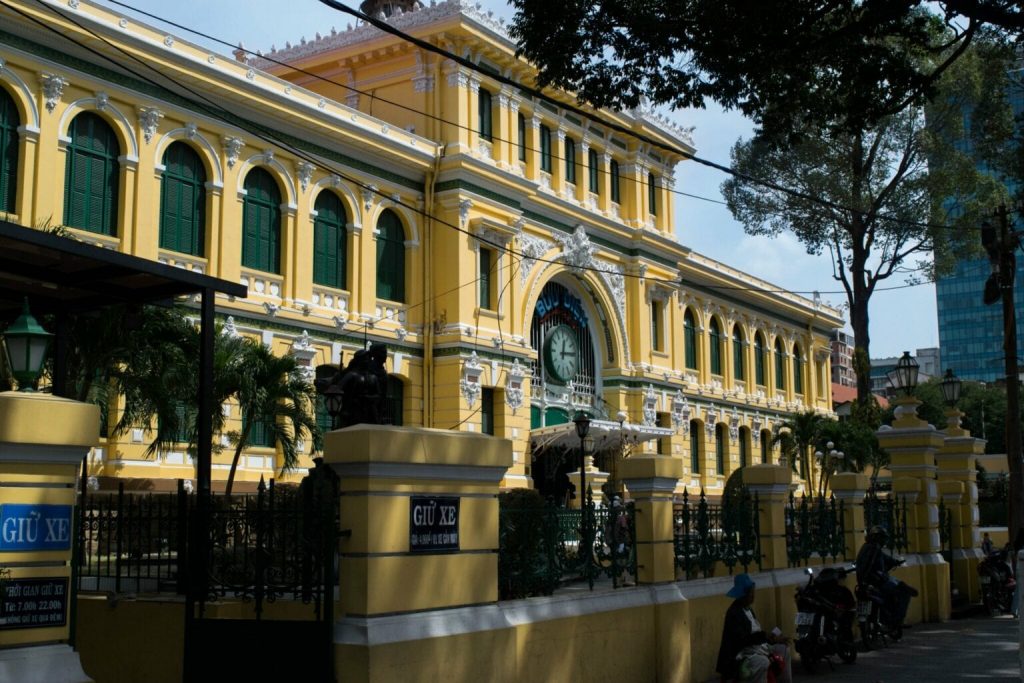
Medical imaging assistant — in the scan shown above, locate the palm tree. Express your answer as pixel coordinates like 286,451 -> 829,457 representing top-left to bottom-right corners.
223,337 -> 321,495
773,410 -> 826,494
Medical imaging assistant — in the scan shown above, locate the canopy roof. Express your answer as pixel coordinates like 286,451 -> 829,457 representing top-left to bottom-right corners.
529,419 -> 675,452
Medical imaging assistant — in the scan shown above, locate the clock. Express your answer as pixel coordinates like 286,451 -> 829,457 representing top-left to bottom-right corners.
544,325 -> 580,384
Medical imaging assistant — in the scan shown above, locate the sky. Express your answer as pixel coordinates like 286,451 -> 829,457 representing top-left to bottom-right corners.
96,0 -> 941,359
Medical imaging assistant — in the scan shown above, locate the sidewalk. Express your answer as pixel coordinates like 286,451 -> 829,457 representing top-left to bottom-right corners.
792,615 -> 1020,681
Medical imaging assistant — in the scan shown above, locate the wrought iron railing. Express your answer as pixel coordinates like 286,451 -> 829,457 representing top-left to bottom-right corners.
863,491 -> 909,554
497,491 -> 637,600
673,489 -> 761,579
785,493 -> 845,566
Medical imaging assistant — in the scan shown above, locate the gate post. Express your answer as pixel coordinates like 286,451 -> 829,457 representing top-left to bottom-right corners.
744,465 -> 793,570
0,391 -> 97,682
937,407 -> 985,605
618,455 -> 681,584
830,472 -> 870,560
324,425 -> 512,681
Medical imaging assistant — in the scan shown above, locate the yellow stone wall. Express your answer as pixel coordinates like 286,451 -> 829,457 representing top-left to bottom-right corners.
0,0 -> 841,496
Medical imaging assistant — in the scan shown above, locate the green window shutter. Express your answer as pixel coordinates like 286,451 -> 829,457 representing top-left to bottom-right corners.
761,431 -> 770,463
755,335 -> 765,385
710,320 -> 721,375
313,191 -> 347,288
481,387 -> 494,435
479,248 -> 492,309
610,160 -> 620,203
517,113 -> 526,162
650,302 -> 660,351
540,125 -> 551,172
588,149 -> 599,194
739,430 -> 748,468
690,423 -> 700,474
775,342 -> 785,390
159,142 -> 206,256
0,88 -> 19,214
684,311 -> 697,370
564,137 -> 576,184
63,113 -> 120,236
376,209 -> 405,302
478,90 -> 493,142
716,425 -> 725,475
733,329 -> 744,380
242,168 -> 282,273
243,409 -> 275,448
648,172 -> 657,216
386,375 -> 404,426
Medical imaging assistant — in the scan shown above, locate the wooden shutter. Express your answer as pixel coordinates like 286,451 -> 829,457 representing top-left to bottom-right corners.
0,89 -> 18,213
376,210 -> 405,302
313,191 -> 346,289
64,113 -> 119,236
242,168 -> 281,273
160,142 -> 206,256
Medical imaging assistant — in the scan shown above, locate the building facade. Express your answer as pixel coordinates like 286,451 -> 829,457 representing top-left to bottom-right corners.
830,330 -> 855,387
0,0 -> 841,495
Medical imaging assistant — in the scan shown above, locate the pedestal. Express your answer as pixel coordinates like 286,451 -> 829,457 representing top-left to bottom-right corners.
619,456 -> 682,584
830,472 -> 870,559
744,465 -> 793,570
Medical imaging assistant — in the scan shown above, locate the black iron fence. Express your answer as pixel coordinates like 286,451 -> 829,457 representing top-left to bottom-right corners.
863,491 -> 909,554
785,493 -> 846,566
673,489 -> 761,579
498,490 -> 637,600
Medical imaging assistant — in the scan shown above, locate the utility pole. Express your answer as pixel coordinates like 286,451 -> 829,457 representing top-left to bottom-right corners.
982,204 -> 1024,543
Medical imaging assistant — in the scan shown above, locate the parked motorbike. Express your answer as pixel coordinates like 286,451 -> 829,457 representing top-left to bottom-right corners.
854,559 -> 918,649
978,546 -> 1016,615
793,565 -> 858,673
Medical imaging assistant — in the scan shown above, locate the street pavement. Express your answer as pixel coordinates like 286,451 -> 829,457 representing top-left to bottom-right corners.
792,615 -> 1020,682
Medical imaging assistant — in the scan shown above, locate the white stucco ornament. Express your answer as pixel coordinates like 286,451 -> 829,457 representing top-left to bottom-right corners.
460,351 -> 483,409
505,358 -> 525,415
557,225 -> 596,274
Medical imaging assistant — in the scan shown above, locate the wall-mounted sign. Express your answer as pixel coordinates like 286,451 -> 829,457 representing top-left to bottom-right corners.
0,577 -> 68,630
409,496 -> 459,553
0,504 -> 73,552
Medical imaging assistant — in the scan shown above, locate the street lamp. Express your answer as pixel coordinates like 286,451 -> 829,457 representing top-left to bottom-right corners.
887,351 -> 920,397
322,383 -> 344,429
573,412 -> 595,589
3,299 -> 52,392
940,368 -> 962,407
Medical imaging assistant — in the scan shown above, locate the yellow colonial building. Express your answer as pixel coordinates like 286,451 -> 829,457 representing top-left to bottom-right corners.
0,0 -> 842,494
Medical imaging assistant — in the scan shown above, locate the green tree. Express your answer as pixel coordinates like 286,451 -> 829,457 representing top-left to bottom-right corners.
816,418 -> 886,493
508,1 -> 1021,135
223,337 -> 321,495
773,410 -> 827,493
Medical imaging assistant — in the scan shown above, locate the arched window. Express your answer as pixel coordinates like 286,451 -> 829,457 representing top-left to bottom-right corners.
478,89 -> 493,142
0,88 -> 19,214
689,420 -> 701,474
159,142 -> 206,256
375,209 -> 405,302
564,136 -> 576,184
709,318 -> 722,375
793,344 -> 804,394
64,112 -> 120,236
313,191 -> 347,289
684,310 -> 698,371
241,167 -> 282,273
775,339 -> 786,391
733,326 -> 745,381
385,375 -> 404,426
739,427 -> 750,468
715,423 -> 726,475
754,332 -> 766,385
760,429 -> 771,463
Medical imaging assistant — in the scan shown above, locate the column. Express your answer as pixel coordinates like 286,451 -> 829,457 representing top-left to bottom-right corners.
830,472 -> 870,559
744,465 -> 793,570
620,455 -> 682,584
566,455 -> 609,510
876,396 -> 950,622
551,128 -> 566,196
0,391 -> 98,682
937,407 -> 985,604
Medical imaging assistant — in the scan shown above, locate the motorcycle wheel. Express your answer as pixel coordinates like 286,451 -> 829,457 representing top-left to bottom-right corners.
801,654 -> 818,674
860,621 -> 876,651
838,639 -> 858,664
889,624 -> 903,642
982,587 -> 1000,617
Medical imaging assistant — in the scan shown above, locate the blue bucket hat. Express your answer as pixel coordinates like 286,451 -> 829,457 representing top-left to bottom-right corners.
727,573 -> 755,599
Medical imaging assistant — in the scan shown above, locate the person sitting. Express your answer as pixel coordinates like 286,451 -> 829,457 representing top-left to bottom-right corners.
982,531 -> 995,557
855,525 -> 913,629
716,573 -> 792,683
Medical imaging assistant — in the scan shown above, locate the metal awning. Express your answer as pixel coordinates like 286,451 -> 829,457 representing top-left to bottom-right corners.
529,419 -> 675,452
0,219 -> 246,315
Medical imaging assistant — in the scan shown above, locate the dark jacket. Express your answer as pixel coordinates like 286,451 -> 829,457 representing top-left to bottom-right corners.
716,598 -> 768,678
855,540 -> 900,586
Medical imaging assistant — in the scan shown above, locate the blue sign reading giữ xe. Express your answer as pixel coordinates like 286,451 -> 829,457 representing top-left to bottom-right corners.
0,504 -> 73,552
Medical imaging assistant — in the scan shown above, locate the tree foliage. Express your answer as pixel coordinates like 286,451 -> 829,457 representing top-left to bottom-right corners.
508,1 -> 1020,135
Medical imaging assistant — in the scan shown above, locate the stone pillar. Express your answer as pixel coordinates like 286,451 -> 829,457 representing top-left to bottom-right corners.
876,396 -> 950,622
0,392 -> 98,682
744,465 -> 793,570
830,472 -> 870,560
566,456 -> 609,510
620,455 -> 682,584
937,407 -> 985,603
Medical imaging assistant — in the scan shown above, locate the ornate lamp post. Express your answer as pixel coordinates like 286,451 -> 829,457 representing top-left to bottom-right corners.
3,299 -> 52,392
940,368 -> 962,407
322,383 -> 344,430
573,412 -> 595,588
887,351 -> 920,397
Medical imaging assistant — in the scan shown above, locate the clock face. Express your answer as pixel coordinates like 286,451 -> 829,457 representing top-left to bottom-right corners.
544,325 -> 580,384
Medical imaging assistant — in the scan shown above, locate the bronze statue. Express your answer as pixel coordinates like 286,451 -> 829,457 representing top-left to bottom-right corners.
314,343 -> 390,428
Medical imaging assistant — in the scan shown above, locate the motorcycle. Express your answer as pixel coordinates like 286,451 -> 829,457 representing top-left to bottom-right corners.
793,565 -> 858,673
854,560 -> 918,649
978,547 -> 1016,615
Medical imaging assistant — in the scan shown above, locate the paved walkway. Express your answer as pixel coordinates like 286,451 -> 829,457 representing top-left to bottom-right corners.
792,615 -> 1020,681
